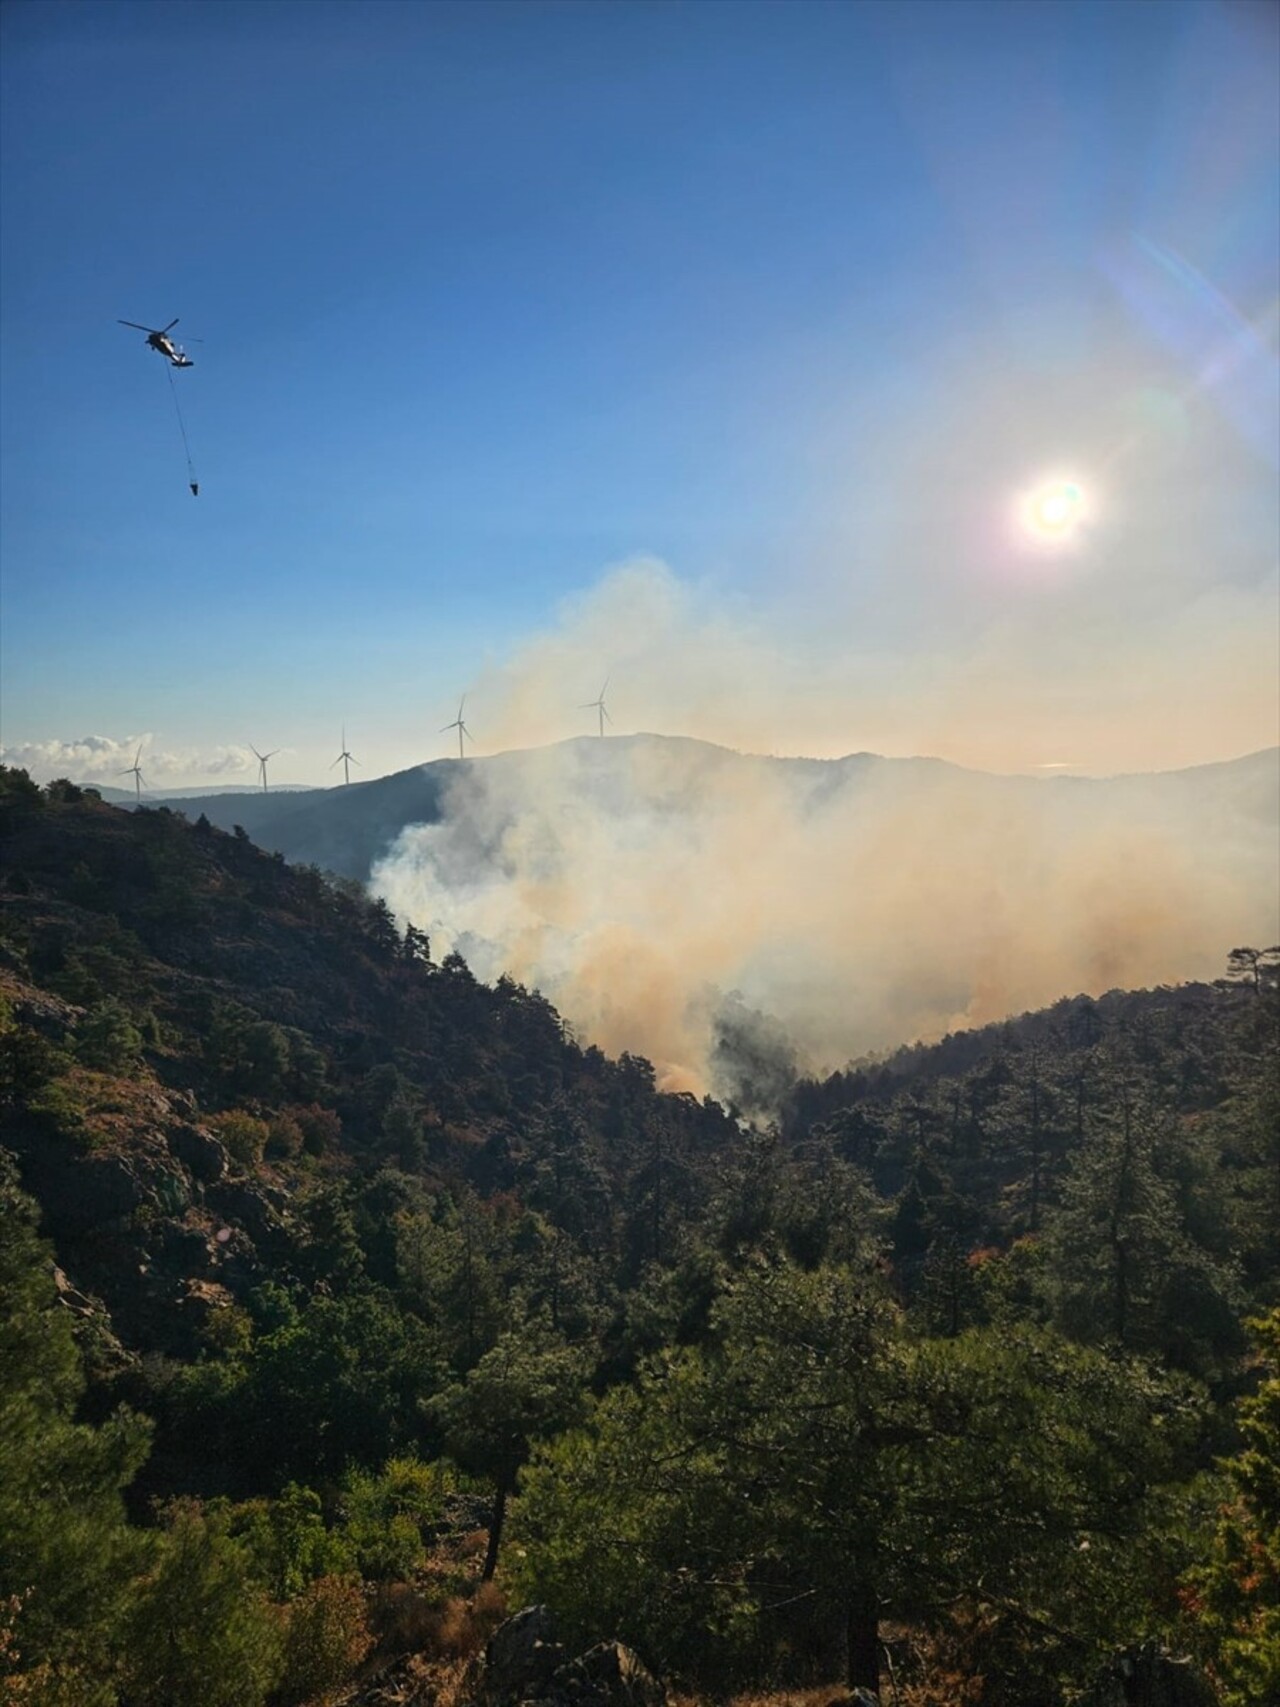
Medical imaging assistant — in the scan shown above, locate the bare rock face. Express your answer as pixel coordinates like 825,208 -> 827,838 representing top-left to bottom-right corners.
464,1605 -> 565,1706
550,1641 -> 666,1707
462,1608 -> 665,1707
165,1120 -> 228,1184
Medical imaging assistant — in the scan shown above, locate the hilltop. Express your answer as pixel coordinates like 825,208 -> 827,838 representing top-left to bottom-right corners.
89,736 -> 1280,1094
106,735 -> 1280,885
1,767 -> 1276,1705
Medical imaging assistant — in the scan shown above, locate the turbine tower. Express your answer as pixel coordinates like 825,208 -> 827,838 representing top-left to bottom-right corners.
250,744 -> 278,794
117,745 -> 146,803
330,729 -> 359,786
581,676 -> 612,737
440,696 -> 472,760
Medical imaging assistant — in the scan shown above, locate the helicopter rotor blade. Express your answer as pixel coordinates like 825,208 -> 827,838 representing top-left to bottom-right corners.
162,319 -> 179,333
118,320 -> 153,332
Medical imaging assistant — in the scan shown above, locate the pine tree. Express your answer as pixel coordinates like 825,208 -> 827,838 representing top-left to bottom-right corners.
0,1159 -> 151,1696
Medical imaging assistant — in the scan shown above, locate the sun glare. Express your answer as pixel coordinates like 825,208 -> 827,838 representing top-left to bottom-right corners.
1020,477 -> 1089,548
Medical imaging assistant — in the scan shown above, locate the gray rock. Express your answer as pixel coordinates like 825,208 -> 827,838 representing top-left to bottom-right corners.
158,1222 -> 214,1276
549,1641 -> 666,1707
464,1606 -> 565,1706
166,1121 -> 228,1185
52,1264 -> 96,1316
66,1153 -> 146,1229
205,1178 -> 286,1250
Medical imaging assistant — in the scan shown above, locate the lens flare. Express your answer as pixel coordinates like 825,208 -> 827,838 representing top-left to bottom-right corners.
1021,478 -> 1088,546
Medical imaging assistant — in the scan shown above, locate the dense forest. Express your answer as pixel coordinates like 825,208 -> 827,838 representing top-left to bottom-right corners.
1,766 -> 1276,1707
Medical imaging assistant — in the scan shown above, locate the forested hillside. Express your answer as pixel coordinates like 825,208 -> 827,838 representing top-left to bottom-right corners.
1,768 -> 1276,1707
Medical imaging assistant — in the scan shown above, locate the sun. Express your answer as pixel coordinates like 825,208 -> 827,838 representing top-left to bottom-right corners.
1021,478 -> 1088,546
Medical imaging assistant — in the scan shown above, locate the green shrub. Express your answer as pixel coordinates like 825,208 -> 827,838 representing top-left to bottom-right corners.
75,1000 -> 143,1072
223,1485 -> 353,1600
211,1111 -> 271,1167
293,1103 -> 342,1157
275,1575 -> 372,1705
336,1456 -> 448,1579
121,1503 -> 282,1707
265,1113 -> 304,1161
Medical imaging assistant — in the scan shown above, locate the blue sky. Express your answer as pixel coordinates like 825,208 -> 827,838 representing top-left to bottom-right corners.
2,0 -> 1276,785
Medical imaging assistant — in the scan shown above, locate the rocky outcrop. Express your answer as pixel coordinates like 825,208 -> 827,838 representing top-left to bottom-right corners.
6,983 -> 79,1039
462,1607 -> 664,1707
466,1605 -> 565,1705
204,1177 -> 289,1254
3,1082 -> 292,1356
165,1120 -> 228,1184
551,1642 -> 666,1707
14,1139 -> 191,1236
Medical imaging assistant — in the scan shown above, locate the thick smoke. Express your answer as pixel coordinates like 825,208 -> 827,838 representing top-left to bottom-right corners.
371,558 -> 1278,1096
373,717 -> 1278,1099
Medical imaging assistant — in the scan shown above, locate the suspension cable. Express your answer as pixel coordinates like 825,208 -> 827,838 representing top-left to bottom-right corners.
164,362 -> 199,496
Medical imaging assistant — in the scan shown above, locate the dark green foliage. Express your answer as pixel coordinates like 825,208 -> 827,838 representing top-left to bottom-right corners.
1186,1309 -> 1280,1705
120,1503 -> 282,1707
0,776 -> 1275,1701
0,1023 -> 67,1107
75,998 -> 144,1072
518,1258 -> 1203,1698
1044,1084 -> 1243,1376
167,1287 -> 441,1490
432,1324 -> 588,1578
0,1160 -> 151,1692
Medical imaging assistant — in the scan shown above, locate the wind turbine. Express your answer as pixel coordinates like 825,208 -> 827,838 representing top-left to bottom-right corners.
249,744 -> 278,794
117,745 -> 146,802
330,729 -> 359,786
581,676 -> 612,737
440,696 -> 472,760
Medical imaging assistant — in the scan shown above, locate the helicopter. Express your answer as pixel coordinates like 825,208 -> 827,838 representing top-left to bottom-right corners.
117,317 -> 194,367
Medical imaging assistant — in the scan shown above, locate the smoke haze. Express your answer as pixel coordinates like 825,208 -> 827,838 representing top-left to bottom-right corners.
373,722 -> 1278,1102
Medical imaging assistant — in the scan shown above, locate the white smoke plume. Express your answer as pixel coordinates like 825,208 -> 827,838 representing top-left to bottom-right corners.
372,563 -> 1279,1098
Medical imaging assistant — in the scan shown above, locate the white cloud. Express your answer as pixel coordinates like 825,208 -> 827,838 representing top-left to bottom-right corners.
0,734 -> 255,785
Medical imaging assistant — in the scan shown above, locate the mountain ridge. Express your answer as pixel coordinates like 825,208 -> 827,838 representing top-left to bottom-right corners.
80,734 -> 1279,887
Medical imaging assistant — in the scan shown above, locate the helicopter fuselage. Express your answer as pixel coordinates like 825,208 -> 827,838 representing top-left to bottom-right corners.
147,332 -> 192,367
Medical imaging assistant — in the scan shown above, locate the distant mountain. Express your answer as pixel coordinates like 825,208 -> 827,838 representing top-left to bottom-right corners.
115,735 -> 1280,886
93,782 -> 315,804
113,736 -> 1279,1090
